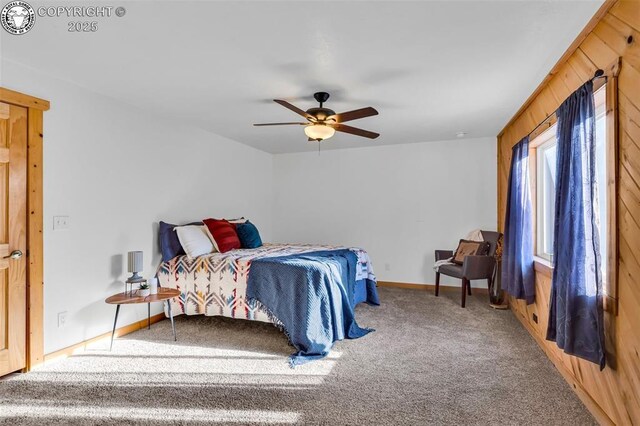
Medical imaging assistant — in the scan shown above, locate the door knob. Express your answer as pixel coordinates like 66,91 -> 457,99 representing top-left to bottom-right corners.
4,250 -> 22,260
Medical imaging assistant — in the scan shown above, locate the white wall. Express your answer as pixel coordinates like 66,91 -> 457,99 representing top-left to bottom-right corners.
1,60 -> 274,354
272,138 -> 496,288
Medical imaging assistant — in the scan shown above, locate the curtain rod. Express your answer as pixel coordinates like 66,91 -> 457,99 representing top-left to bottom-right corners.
527,69 -> 606,140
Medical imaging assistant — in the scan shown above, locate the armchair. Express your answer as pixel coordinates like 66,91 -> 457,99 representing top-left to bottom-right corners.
434,230 -> 502,308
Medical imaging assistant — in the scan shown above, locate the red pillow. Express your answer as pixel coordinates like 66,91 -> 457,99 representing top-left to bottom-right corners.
203,218 -> 241,253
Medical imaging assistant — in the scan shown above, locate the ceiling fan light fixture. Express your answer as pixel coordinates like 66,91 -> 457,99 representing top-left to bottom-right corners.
304,124 -> 335,141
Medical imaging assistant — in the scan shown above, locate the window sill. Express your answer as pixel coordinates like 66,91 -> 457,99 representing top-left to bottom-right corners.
534,256 -> 553,277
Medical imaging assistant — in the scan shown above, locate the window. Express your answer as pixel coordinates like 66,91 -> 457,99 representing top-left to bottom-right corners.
535,125 -> 558,261
532,85 -> 608,281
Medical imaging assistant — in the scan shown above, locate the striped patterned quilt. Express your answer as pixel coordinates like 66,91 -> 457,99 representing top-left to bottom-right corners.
157,243 -> 376,323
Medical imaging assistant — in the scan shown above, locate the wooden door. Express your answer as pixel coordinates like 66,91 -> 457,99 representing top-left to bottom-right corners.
0,102 -> 27,376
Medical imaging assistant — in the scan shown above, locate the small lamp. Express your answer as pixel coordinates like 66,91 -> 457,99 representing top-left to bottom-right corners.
127,251 -> 143,281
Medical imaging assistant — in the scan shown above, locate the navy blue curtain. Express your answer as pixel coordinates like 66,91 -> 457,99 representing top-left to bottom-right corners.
502,137 -> 535,304
546,81 -> 605,370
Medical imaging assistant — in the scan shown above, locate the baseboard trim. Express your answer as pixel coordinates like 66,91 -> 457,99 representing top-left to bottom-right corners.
42,313 -> 166,365
377,281 -> 489,294
511,309 -> 614,426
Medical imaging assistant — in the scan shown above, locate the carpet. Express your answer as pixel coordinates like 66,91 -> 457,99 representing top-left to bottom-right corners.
0,287 -> 595,425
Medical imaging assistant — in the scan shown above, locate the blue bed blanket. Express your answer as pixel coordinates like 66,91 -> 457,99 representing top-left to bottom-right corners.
246,249 -> 378,366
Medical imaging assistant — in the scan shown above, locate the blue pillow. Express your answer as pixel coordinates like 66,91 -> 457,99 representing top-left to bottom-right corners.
236,221 -> 263,249
159,221 -> 202,262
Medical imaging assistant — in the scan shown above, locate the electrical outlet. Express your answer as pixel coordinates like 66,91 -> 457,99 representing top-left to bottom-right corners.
53,216 -> 70,230
384,263 -> 391,271
58,311 -> 68,328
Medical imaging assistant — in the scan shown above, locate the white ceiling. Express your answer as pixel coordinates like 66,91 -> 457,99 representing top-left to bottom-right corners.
1,1 -> 603,153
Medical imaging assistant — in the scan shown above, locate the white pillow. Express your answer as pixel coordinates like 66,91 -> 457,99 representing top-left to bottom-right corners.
229,217 -> 248,224
176,225 -> 214,260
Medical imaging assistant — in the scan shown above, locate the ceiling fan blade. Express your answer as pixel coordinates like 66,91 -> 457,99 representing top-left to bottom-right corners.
253,122 -> 307,126
327,107 -> 378,123
274,99 -> 314,120
331,123 -> 380,139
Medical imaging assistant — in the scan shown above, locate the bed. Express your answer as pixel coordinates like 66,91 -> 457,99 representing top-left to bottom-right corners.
157,243 -> 379,364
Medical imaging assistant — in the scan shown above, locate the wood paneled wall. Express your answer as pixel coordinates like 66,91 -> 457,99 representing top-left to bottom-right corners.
496,1 -> 640,424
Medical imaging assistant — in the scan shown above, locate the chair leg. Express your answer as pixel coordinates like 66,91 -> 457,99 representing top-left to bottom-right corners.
435,272 -> 440,297
487,277 -> 493,301
461,278 -> 467,308
467,281 -> 472,296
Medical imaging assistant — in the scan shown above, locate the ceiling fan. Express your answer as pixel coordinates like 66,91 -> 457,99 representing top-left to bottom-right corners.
254,92 -> 379,142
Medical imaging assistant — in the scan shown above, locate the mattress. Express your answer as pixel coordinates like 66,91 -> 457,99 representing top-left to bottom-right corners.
157,243 -> 376,323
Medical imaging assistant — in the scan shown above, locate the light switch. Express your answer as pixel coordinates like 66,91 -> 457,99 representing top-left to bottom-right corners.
58,311 -> 68,328
53,216 -> 69,230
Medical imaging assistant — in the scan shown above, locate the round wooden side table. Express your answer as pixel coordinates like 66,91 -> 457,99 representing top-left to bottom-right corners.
105,287 -> 181,350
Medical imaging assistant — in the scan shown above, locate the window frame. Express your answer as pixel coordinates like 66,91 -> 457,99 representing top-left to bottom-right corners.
532,124 -> 558,262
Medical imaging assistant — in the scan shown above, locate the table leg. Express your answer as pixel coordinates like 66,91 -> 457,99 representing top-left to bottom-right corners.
167,299 -> 177,341
110,304 -> 121,351
148,303 -> 151,330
